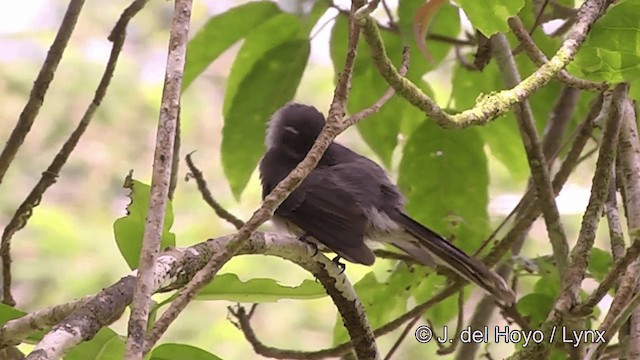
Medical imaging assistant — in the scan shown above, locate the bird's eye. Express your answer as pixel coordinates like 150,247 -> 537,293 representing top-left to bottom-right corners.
284,126 -> 300,135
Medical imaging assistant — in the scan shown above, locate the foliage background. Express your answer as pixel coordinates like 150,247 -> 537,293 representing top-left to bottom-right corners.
0,0 -> 631,358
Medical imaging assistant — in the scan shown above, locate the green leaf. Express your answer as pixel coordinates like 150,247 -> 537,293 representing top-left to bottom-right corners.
517,293 -> 555,327
333,266 -> 419,345
65,328 -> 124,360
113,179 -> 176,270
455,0 -> 524,36
151,343 -> 222,360
196,274 -> 326,302
398,121 -> 490,252
221,14 -> 309,198
451,62 -> 529,181
182,2 -> 282,89
569,0 -> 640,82
588,248 -> 613,282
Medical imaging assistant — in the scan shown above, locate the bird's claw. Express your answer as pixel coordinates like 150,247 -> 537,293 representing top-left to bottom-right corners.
332,256 -> 346,274
298,233 -> 319,256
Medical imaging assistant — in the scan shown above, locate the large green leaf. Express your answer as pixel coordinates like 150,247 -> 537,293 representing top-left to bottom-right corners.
398,118 -> 490,253
455,0 -> 524,36
221,14 -> 309,198
151,343 -> 222,360
113,179 -> 176,270
196,274 -> 326,302
64,328 -> 124,360
182,2 -> 282,89
569,0 -> 640,82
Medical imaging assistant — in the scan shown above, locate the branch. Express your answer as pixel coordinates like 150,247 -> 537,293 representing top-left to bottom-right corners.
0,0 -> 149,307
357,0 -> 610,128
491,32 -> 569,274
0,0 -> 86,185
508,16 -> 607,91
124,0 -> 191,358
185,152 -> 244,229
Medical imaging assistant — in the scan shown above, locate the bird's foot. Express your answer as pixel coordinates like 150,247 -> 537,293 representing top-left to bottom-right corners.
332,256 -> 346,274
298,233 -> 319,256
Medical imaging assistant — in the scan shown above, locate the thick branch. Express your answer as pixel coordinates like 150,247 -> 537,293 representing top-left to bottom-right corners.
124,1 -> 191,358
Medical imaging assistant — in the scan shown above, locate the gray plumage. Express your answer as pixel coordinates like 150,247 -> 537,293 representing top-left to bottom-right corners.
259,103 -> 515,304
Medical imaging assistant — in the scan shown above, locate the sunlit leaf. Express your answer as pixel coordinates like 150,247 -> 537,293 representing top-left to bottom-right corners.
113,178 -> 176,270
455,0 -> 525,36
569,0 -> 640,82
197,274 -> 326,302
183,2 -> 282,89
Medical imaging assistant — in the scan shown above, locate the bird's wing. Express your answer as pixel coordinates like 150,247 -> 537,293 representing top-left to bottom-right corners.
277,167 -> 375,265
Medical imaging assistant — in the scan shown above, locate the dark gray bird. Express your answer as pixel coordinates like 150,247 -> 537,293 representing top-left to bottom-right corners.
259,103 -> 515,304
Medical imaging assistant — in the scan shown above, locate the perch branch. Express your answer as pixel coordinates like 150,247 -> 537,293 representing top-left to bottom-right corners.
23,233 -> 357,360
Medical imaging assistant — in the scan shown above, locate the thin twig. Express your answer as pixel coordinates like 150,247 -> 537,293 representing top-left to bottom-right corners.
384,314 -> 421,360
0,0 -> 86,185
0,0 -> 148,307
185,152 -> 244,229
124,0 -> 191,358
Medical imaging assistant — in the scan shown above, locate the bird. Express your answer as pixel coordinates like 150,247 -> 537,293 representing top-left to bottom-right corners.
258,102 -> 515,305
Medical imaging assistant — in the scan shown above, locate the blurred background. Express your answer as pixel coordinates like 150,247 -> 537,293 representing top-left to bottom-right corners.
0,0 -> 604,358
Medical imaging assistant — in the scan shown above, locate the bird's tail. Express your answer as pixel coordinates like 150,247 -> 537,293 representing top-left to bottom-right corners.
389,211 -> 515,305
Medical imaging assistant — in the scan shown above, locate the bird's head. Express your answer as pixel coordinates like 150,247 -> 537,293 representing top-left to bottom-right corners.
265,103 -> 326,159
